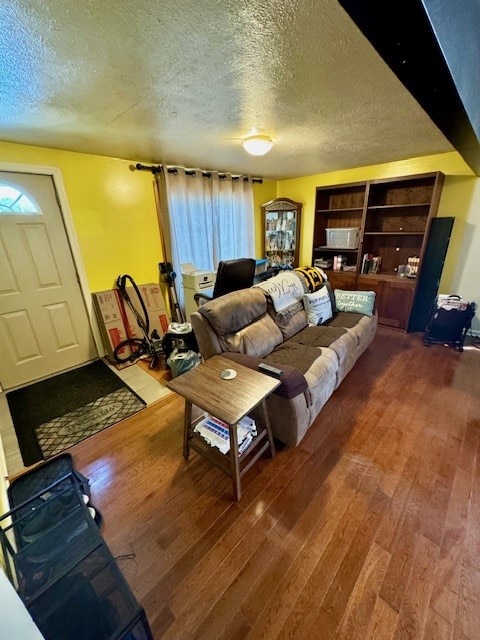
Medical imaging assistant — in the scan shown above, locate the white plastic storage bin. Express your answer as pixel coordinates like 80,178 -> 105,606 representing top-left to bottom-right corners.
326,227 -> 360,249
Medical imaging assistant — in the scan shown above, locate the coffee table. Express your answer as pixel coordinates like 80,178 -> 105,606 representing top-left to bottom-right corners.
166,355 -> 280,500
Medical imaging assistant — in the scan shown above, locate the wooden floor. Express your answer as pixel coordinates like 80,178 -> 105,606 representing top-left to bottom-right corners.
71,327 -> 480,640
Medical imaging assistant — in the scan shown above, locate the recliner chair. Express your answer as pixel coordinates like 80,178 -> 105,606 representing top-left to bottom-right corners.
194,258 -> 256,305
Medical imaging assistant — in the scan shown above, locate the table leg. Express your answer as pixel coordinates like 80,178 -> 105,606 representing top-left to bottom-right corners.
183,399 -> 192,460
261,399 -> 276,458
229,423 -> 241,501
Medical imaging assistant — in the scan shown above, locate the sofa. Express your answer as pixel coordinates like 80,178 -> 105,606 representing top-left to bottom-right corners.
190,269 -> 377,446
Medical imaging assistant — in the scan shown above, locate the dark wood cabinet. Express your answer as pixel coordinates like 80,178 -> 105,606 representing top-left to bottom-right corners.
327,270 -> 357,291
312,172 -> 449,331
357,276 -> 415,330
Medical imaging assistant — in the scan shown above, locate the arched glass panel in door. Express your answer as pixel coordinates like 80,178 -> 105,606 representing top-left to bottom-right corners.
0,182 -> 41,214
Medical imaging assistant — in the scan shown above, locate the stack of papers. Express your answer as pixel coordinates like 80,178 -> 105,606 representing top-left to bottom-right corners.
437,295 -> 469,311
194,415 -> 257,455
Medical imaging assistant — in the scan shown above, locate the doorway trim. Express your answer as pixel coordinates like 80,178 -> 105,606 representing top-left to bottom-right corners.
0,161 -> 104,370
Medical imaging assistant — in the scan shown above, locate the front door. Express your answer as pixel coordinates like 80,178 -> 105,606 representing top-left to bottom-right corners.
0,171 -> 97,389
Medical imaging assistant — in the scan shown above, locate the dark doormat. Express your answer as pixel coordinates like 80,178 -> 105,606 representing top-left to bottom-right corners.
7,360 -> 146,466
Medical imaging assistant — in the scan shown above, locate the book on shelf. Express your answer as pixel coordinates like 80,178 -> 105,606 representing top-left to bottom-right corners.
333,254 -> 348,271
194,415 -> 257,455
361,253 -> 382,275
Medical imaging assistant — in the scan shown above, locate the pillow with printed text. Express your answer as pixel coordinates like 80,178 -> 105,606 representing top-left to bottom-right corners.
302,286 -> 333,326
334,290 -> 376,316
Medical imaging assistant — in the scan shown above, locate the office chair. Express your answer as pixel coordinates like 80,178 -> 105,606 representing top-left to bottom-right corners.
194,258 -> 256,305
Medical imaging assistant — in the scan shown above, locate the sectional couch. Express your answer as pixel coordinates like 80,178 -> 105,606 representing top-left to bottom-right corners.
190,270 -> 377,446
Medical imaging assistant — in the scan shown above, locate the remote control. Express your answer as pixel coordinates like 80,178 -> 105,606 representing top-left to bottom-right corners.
258,363 -> 284,377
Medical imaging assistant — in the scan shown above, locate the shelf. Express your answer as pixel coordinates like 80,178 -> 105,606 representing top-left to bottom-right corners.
314,246 -> 359,252
363,231 -> 424,236
191,426 -> 268,462
358,273 -> 417,284
324,269 -> 357,276
16,508 -> 103,602
316,207 -> 364,214
367,203 -> 431,210
189,426 -> 271,480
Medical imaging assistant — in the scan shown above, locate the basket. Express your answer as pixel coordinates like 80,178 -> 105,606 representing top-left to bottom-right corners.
326,227 -> 360,249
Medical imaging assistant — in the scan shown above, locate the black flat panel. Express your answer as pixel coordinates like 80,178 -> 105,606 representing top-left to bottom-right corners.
408,217 -> 454,332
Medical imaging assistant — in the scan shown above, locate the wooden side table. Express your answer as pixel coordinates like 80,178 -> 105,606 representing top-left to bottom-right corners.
166,355 -> 280,500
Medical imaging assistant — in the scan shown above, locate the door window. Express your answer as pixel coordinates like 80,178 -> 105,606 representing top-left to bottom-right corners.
0,182 -> 41,215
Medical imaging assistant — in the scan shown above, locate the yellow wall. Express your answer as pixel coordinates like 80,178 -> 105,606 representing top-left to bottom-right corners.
276,152 -> 475,291
1,140 -> 278,284
435,174 -> 477,291
1,140 -> 476,300
0,140 -> 163,292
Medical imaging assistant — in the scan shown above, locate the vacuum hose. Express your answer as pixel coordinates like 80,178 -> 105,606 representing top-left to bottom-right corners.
113,274 -> 163,366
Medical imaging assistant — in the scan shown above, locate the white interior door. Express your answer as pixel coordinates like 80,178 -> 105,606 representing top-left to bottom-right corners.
0,171 -> 97,389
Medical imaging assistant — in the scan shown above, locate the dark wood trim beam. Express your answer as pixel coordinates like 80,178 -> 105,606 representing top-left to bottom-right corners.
339,0 -> 480,175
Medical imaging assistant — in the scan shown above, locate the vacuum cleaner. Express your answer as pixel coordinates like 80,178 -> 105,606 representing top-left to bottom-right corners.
113,274 -> 164,367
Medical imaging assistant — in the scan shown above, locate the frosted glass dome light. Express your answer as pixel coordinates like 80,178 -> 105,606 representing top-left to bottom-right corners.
241,134 -> 274,156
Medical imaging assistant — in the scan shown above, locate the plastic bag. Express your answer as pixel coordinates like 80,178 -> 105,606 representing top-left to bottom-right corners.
167,349 -> 201,378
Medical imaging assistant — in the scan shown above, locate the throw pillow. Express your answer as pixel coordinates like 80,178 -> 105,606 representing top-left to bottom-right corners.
302,286 -> 333,326
334,290 -> 376,316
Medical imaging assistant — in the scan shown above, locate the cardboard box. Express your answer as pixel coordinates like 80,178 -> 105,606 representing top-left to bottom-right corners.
92,289 -> 133,361
92,283 -> 169,363
122,283 -> 169,340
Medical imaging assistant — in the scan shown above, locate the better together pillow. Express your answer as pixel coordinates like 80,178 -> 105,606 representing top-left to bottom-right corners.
334,290 -> 376,316
303,286 -> 333,326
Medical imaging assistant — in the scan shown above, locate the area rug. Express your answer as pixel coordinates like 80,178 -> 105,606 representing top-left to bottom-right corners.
7,360 -> 146,466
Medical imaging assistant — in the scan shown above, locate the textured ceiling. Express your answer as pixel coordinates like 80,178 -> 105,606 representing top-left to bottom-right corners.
0,0 -> 453,179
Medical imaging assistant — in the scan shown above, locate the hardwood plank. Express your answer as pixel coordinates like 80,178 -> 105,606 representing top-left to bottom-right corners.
375,454 -> 420,551
379,482 -> 427,612
430,462 -> 473,621
333,542 -> 391,640
364,597 -> 399,640
316,490 -> 389,634
430,526 -> 466,624
421,458 -> 456,546
221,611 -> 251,640
463,395 -> 480,572
456,561 -> 480,640
423,609 -> 453,640
392,534 -> 440,640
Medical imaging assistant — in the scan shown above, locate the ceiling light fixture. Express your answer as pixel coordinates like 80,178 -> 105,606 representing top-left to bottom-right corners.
241,134 -> 274,156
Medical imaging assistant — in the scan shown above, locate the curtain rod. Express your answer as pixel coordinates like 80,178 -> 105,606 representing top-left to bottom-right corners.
135,163 -> 263,183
